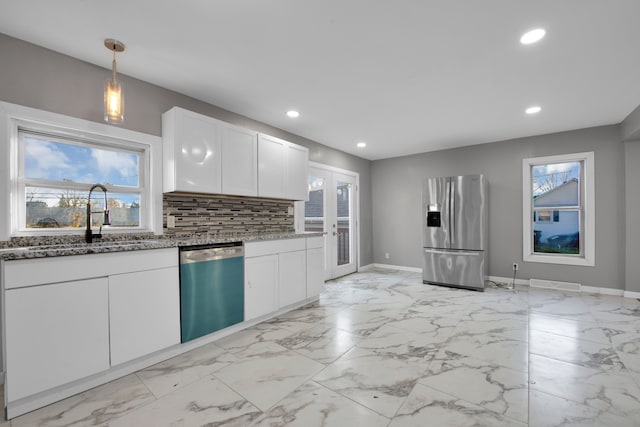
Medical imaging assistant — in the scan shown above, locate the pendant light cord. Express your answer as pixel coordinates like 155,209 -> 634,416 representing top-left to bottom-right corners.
112,50 -> 117,82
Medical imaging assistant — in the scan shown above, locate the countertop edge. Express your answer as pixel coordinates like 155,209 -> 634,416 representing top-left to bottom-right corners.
0,232 -> 325,261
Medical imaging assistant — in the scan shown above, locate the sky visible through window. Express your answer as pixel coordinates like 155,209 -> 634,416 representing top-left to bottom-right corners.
24,136 -> 140,207
532,161 -> 580,196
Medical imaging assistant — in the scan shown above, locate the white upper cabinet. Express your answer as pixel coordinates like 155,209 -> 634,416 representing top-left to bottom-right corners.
163,107 -> 222,194
286,143 -> 309,201
221,123 -> 258,197
258,134 -> 287,199
258,134 -> 309,201
163,107 -> 308,200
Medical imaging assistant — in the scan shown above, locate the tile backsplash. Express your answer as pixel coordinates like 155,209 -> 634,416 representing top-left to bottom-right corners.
163,193 -> 295,236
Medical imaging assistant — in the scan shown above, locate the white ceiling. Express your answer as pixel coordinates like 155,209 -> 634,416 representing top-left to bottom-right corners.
2,1 -> 640,160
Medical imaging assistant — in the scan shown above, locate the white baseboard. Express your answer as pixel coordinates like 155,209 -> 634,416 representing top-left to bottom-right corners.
490,276 -> 631,298
624,290 -> 640,299
582,286 -> 624,296
488,275 -> 530,286
361,269 -> 637,299
370,263 -> 422,273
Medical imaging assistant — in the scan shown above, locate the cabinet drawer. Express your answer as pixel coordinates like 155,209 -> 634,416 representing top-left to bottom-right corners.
4,248 -> 178,289
245,238 -> 306,258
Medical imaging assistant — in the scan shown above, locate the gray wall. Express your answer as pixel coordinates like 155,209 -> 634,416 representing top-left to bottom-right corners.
0,33 -> 374,266
625,140 -> 640,293
372,125 -> 626,290
622,104 -> 640,141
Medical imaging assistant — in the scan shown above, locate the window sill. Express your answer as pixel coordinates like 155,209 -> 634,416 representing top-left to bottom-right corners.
524,253 -> 594,267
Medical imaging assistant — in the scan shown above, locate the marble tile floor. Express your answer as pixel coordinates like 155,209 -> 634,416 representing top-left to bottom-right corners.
4,268 -> 640,426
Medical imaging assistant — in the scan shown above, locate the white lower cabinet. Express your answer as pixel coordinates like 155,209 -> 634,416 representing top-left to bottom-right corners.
108,267 -> 181,366
278,250 -> 306,307
244,254 -> 278,321
244,236 -> 324,321
306,247 -> 324,298
306,236 -> 325,298
5,278 -> 110,401
2,248 -> 180,409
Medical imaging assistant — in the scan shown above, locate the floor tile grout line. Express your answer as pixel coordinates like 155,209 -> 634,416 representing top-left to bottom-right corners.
310,380 -> 393,422
209,371 -> 263,414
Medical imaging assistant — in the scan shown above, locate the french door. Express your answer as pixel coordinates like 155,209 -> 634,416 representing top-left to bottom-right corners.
303,164 -> 358,280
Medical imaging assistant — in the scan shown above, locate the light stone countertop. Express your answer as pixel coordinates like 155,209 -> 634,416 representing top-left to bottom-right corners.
0,232 -> 325,261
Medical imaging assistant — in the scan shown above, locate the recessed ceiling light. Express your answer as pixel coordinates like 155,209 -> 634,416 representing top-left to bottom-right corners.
520,28 -> 546,45
357,142 -> 367,148
525,106 -> 542,115
286,110 -> 300,118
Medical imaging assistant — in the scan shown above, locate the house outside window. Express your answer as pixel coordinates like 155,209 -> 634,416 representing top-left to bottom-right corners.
523,152 -> 595,266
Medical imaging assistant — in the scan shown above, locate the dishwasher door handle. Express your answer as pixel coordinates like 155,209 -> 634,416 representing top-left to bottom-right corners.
180,245 -> 244,264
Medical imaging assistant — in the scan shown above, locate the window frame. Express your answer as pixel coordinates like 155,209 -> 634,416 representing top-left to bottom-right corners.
522,152 -> 595,266
0,101 -> 163,239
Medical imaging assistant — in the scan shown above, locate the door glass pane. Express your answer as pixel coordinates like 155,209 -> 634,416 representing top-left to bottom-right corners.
304,176 -> 324,232
531,161 -> 581,254
337,181 -> 352,266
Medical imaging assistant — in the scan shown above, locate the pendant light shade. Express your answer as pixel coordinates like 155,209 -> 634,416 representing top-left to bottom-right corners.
104,39 -> 125,125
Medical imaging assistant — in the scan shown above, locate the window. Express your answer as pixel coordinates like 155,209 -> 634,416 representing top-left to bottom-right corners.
1,101 -> 162,239
523,152 -> 595,266
19,131 -> 144,231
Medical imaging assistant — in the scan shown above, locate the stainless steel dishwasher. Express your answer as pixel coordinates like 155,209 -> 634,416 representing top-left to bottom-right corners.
179,242 -> 244,343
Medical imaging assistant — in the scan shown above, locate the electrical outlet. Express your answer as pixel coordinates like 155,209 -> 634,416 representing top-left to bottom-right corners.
167,214 -> 175,228
385,252 -> 390,259
512,263 -> 519,271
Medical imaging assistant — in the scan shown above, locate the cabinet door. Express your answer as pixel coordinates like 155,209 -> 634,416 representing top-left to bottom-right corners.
306,247 -> 324,299
221,124 -> 258,196
278,250 -> 307,307
5,278 -> 110,401
164,108 -> 222,193
109,267 -> 181,366
258,134 -> 287,198
244,254 -> 278,321
286,143 -> 309,201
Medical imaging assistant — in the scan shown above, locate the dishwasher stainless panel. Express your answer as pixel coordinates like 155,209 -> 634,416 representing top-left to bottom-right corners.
179,242 -> 244,343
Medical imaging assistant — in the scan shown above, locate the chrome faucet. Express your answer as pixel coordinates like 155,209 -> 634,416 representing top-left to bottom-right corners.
86,184 -> 110,243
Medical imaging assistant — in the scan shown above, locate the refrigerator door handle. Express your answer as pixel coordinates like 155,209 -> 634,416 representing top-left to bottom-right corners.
425,249 -> 481,256
449,178 -> 455,245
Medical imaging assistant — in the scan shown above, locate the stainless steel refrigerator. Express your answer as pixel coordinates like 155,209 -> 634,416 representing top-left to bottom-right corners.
423,174 -> 488,291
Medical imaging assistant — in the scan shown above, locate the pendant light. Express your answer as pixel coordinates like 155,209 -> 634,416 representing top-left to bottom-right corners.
104,39 -> 125,125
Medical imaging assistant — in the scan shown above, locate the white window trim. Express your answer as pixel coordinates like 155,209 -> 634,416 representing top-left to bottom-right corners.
522,152 -> 595,266
0,101 -> 163,240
